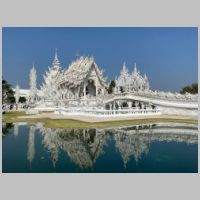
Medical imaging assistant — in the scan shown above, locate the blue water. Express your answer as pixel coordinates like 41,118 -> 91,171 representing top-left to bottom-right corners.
2,123 -> 198,173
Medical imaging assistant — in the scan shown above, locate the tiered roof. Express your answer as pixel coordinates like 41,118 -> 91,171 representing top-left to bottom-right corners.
59,56 -> 106,87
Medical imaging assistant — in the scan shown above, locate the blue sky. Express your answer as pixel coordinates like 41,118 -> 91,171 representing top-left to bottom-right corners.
2,27 -> 198,92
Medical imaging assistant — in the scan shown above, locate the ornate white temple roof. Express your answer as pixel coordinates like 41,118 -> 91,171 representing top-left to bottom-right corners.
115,63 -> 150,92
59,56 -> 106,86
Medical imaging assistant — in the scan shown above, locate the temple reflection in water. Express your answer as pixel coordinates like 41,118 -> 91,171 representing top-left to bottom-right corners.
23,123 -> 198,170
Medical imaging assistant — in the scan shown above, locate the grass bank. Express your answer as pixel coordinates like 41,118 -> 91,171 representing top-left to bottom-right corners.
2,111 -> 198,128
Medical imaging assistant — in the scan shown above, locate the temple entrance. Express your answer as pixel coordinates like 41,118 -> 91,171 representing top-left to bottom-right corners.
86,79 -> 96,97
121,102 -> 128,108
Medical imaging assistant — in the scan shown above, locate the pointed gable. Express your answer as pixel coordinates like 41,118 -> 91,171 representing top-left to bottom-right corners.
59,56 -> 106,87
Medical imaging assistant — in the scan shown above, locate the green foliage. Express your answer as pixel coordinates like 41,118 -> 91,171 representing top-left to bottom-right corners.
180,83 -> 198,94
19,96 -> 26,103
2,79 -> 15,104
107,80 -> 116,94
9,97 -> 16,103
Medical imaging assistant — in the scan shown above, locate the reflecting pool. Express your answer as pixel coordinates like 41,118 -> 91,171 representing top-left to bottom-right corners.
2,122 -> 198,173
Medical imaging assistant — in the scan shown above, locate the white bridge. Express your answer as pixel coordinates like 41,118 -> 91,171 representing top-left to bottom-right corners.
52,92 -> 198,117
103,92 -> 198,108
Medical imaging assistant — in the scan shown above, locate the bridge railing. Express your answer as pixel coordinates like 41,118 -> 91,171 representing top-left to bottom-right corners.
103,92 -> 198,103
55,107 -> 161,117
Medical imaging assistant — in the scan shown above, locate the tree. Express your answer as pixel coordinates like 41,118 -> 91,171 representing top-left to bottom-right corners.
19,96 -> 26,103
180,83 -> 198,94
107,80 -> 116,94
2,79 -> 15,104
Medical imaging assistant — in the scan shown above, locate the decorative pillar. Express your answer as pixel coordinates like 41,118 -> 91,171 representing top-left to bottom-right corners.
113,101 -> 116,114
77,86 -> 80,99
128,101 -> 132,109
118,101 -> 121,110
95,77 -> 98,96
83,82 -> 86,99
135,101 -> 139,109
109,103 -> 112,110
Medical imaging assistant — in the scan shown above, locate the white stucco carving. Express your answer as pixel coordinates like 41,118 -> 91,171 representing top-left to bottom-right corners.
14,49 -> 198,117
29,64 -> 37,103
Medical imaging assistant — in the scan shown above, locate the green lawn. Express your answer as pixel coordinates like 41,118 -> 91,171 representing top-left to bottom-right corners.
2,111 -> 198,128
2,111 -> 26,121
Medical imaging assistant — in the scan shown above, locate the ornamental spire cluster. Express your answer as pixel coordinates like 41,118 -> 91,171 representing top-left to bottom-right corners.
115,62 -> 150,93
40,49 -> 62,101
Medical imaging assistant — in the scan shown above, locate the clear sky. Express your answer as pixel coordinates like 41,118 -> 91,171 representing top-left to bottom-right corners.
2,27 -> 198,92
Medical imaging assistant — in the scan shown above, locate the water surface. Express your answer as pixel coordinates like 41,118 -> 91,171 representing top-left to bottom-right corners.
2,122 -> 198,173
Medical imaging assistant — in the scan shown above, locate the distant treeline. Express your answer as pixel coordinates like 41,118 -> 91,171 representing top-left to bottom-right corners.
2,79 -> 26,104
180,83 -> 198,94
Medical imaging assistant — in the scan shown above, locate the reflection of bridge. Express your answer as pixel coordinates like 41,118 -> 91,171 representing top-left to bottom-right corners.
22,123 -> 197,169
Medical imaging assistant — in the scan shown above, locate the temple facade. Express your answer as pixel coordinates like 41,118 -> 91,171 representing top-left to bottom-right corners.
18,49 -> 198,117
58,56 -> 107,100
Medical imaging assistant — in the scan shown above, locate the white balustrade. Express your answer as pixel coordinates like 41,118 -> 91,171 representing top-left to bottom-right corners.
55,107 -> 161,117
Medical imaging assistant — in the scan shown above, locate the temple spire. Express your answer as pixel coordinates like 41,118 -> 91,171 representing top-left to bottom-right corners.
133,62 -> 137,74
52,48 -> 60,66
55,48 -> 58,60
123,61 -> 126,69
122,62 -> 128,74
29,64 -> 37,103
144,73 -> 148,80
75,51 -> 80,57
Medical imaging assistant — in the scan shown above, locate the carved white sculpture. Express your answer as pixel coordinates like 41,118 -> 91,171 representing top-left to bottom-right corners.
40,49 -> 62,103
115,63 -> 150,94
29,64 -> 37,103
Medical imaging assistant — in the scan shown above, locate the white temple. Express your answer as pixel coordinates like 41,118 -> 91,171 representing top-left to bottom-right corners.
17,49 -> 198,117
